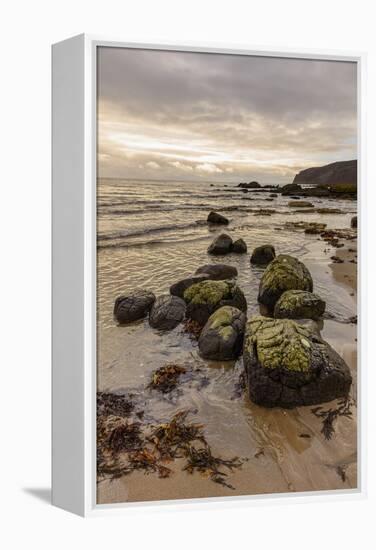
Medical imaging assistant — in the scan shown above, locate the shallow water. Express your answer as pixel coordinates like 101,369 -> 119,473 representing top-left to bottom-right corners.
96,178 -> 357,504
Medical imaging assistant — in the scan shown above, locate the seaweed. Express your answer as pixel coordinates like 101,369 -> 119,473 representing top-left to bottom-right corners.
232,370 -> 246,399
97,391 -> 134,417
182,319 -> 203,340
97,405 -> 245,489
311,396 -> 355,440
183,444 -> 244,490
148,364 -> 187,393
149,410 -> 205,459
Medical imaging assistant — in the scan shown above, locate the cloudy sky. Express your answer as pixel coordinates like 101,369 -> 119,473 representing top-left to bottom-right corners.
97,47 -> 357,184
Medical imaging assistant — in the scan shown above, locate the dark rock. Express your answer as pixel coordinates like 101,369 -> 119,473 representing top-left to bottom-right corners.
208,233 -> 233,255
281,183 -> 302,196
170,273 -> 211,298
258,255 -> 313,310
114,289 -> 156,323
250,245 -> 276,266
243,316 -> 352,408
238,181 -> 260,189
288,200 -> 314,208
274,290 -> 326,320
207,211 -> 229,225
232,238 -> 247,254
315,208 -> 343,214
300,187 -> 331,197
195,264 -> 238,280
149,295 -> 186,330
270,193 -> 278,198
184,280 -> 247,325
351,216 -> 357,229
198,306 -> 246,360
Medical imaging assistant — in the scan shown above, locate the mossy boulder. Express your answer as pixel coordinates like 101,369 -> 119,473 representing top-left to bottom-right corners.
184,280 -> 247,325
195,264 -> 238,280
250,244 -> 276,266
258,255 -> 313,310
198,306 -> 246,360
149,295 -> 186,330
114,289 -> 156,323
232,238 -> 247,254
208,233 -> 233,255
170,273 -> 210,298
274,290 -> 325,320
243,316 -> 352,408
207,211 -> 229,225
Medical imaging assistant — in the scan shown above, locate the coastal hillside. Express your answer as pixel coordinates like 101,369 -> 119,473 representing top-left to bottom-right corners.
293,160 -> 357,186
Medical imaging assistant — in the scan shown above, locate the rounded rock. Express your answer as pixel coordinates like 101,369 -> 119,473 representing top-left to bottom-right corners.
198,306 -> 246,360
232,238 -> 247,254
149,295 -> 186,330
114,289 -> 156,323
250,245 -> 276,266
207,233 -> 233,255
274,290 -> 326,320
184,279 -> 247,325
195,264 -> 238,280
243,316 -> 352,408
258,255 -> 313,310
207,211 -> 229,225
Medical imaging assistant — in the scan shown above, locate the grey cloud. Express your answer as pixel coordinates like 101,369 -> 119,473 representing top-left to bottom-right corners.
97,46 -> 357,182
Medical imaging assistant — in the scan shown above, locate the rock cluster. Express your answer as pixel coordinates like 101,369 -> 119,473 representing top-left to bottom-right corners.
112,206 -> 353,410
208,233 -> 247,255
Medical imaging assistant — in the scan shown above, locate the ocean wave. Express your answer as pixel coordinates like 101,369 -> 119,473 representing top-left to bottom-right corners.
98,220 -> 208,242
98,233 -> 210,250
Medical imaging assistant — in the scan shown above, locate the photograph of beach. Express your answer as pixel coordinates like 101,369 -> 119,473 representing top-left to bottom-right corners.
96,47 -> 358,504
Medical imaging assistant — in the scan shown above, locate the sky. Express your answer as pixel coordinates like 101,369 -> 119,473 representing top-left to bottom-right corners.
97,47 -> 357,184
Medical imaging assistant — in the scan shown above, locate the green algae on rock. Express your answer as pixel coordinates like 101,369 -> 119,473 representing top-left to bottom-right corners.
274,290 -> 326,320
184,280 -> 247,325
248,316 -> 312,373
258,254 -> 313,310
198,306 -> 246,360
243,316 -> 352,408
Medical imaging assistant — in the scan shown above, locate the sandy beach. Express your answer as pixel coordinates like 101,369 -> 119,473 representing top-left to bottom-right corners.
96,180 -> 357,505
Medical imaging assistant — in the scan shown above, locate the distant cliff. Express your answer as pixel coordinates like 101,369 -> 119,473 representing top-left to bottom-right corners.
293,160 -> 357,187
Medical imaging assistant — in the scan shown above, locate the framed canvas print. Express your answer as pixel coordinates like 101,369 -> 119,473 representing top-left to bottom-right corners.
52,35 -> 365,516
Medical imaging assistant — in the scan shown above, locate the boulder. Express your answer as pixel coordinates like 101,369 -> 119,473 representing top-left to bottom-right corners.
198,306 -> 246,360
250,245 -> 276,266
114,289 -> 156,323
281,183 -> 302,196
149,295 -> 186,330
232,238 -> 247,254
243,316 -> 352,408
170,273 -> 211,298
208,233 -> 233,255
258,255 -> 313,310
207,211 -> 229,225
184,280 -> 247,325
270,193 -> 278,198
351,216 -> 357,229
195,264 -> 238,280
274,290 -> 326,320
288,200 -> 314,208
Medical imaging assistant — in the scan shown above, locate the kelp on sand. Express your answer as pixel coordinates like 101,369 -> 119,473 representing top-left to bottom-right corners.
97,401 -> 245,489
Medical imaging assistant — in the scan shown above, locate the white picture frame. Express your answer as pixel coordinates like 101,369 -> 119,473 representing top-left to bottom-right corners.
52,34 -> 366,517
